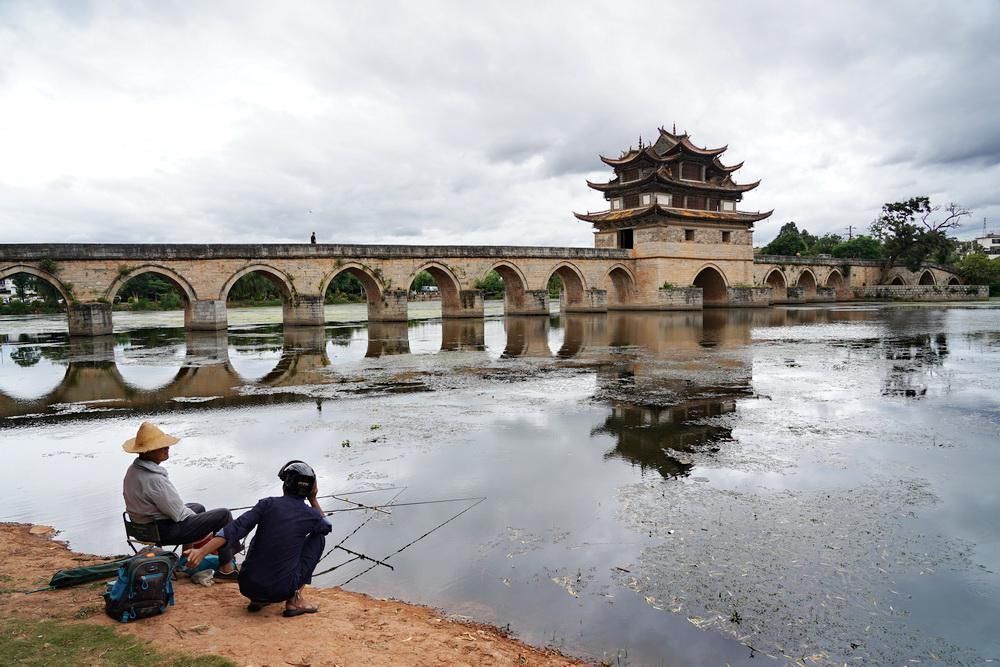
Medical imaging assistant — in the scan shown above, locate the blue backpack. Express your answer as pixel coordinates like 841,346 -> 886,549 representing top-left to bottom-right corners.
103,548 -> 178,623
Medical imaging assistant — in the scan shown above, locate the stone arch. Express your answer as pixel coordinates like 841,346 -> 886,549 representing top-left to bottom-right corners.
406,261 -> 462,313
947,276 -> 961,285
692,264 -> 729,306
546,262 -> 587,310
918,270 -> 936,286
763,268 -> 787,302
890,275 -> 907,286
0,264 -> 72,305
797,269 -> 818,298
485,261 -> 530,313
320,262 -> 386,315
825,269 -> 845,288
105,264 -> 198,306
606,264 -> 637,308
221,264 -> 297,302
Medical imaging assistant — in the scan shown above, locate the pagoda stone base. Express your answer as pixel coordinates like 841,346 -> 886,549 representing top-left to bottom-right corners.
68,302 -> 113,337
283,295 -> 326,327
506,289 -> 550,316
724,286 -> 772,308
564,288 -> 607,313
187,299 -> 228,331
370,289 -> 409,322
443,289 -> 484,318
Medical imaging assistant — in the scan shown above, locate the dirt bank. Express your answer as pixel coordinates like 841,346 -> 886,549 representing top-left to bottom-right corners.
0,524 -> 585,666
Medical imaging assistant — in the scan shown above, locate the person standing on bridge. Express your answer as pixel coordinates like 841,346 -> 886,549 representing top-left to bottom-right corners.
122,421 -> 239,581
310,232 -> 316,244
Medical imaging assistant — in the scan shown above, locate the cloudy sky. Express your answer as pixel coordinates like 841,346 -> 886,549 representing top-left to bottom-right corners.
1,1 -> 998,247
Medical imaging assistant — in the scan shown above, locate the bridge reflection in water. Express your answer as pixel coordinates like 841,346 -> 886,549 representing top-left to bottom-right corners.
2,309 -> 905,475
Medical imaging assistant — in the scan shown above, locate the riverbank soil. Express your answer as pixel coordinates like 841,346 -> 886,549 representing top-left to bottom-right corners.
0,523 -> 583,666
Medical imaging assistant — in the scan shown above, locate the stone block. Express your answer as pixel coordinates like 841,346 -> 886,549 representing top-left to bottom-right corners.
785,287 -> 806,302
283,295 -> 326,327
725,286 -> 771,308
507,289 -> 550,316
370,289 -> 409,322
443,289 -> 485,319
68,302 -> 113,337
564,288 -> 608,313
187,299 -> 228,331
813,287 -> 837,302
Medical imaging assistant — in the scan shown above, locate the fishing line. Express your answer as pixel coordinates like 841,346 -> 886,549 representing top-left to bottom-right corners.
227,485 -> 407,512
333,496 -> 486,586
315,486 -> 408,567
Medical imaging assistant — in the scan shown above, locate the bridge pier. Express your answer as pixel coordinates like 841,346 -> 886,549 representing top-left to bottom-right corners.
184,330 -> 230,362
367,321 -> 410,356
370,289 -> 409,322
187,300 -> 228,331
441,319 -> 486,351
68,302 -> 113,337
442,289 -> 485,319
564,288 -> 608,313
507,289 -> 550,316
283,295 -> 326,327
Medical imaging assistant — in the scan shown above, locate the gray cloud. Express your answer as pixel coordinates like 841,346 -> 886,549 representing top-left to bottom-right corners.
1,0 -> 999,247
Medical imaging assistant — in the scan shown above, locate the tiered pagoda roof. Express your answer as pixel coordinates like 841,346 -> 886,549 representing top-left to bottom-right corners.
575,127 -> 772,228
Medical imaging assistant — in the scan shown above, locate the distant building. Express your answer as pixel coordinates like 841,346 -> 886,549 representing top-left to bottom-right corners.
974,233 -> 1000,258
0,276 -> 39,304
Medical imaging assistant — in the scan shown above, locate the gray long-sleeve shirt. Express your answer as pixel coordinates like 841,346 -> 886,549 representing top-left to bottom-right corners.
122,458 -> 196,524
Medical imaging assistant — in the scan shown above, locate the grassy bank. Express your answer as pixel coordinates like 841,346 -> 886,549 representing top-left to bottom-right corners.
1,616 -> 234,667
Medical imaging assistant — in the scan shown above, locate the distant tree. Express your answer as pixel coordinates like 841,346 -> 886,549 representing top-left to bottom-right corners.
229,273 -> 282,302
324,272 -> 365,303
807,233 -> 843,256
870,197 -> 968,271
955,252 -> 1000,286
761,221 -> 808,256
409,271 -> 436,292
831,235 -> 882,259
475,271 -> 505,298
547,275 -> 563,298
12,274 -> 31,301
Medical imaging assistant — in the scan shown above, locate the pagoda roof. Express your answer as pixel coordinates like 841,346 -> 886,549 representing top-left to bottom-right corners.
586,166 -> 760,194
599,129 -> 736,168
574,204 -> 772,227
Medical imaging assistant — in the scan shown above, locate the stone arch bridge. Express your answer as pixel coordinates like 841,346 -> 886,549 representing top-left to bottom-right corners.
0,244 -> 973,336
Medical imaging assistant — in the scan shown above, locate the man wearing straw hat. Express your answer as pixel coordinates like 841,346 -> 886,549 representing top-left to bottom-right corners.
122,421 -> 238,581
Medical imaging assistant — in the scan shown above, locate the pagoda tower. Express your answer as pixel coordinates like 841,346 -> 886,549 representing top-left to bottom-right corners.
575,126 -> 772,304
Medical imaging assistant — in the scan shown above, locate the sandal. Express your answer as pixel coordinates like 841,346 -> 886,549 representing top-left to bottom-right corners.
247,600 -> 272,613
282,605 -> 319,617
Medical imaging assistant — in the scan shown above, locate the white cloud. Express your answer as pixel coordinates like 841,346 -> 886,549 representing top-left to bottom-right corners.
1,0 -> 998,246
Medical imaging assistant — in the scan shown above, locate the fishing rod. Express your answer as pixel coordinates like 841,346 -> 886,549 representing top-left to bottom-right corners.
314,496 -> 485,580
321,495 -> 489,516
315,486 -> 409,569
228,485 -> 408,512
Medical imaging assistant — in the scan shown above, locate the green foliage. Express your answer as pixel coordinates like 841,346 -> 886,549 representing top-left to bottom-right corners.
229,272 -> 282,303
409,271 -> 436,292
1,273 -> 65,313
761,221 -> 808,256
475,271 -> 505,298
116,273 -> 186,311
660,282 -> 675,289
955,252 -> 1000,286
547,274 -> 563,298
38,258 -> 59,274
870,196 -> 964,271
831,235 -> 882,259
807,233 -> 843,256
324,272 -> 365,304
0,616 -> 235,666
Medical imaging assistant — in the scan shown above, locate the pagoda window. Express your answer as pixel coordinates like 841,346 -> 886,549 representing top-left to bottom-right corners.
680,162 -> 704,181
686,195 -> 706,210
722,231 -> 732,243
622,168 -> 640,182
721,200 -> 736,212
641,193 -> 652,206
611,198 -> 623,210
708,199 -> 720,212
655,193 -> 672,207
624,193 -> 641,209
684,229 -> 695,242
618,228 -> 634,249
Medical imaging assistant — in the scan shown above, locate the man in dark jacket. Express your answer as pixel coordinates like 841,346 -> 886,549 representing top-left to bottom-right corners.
185,460 -> 331,616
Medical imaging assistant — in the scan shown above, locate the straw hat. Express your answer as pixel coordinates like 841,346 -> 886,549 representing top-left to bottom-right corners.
122,421 -> 181,454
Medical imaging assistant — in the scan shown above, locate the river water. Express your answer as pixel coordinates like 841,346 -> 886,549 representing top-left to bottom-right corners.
1,302 -> 998,665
